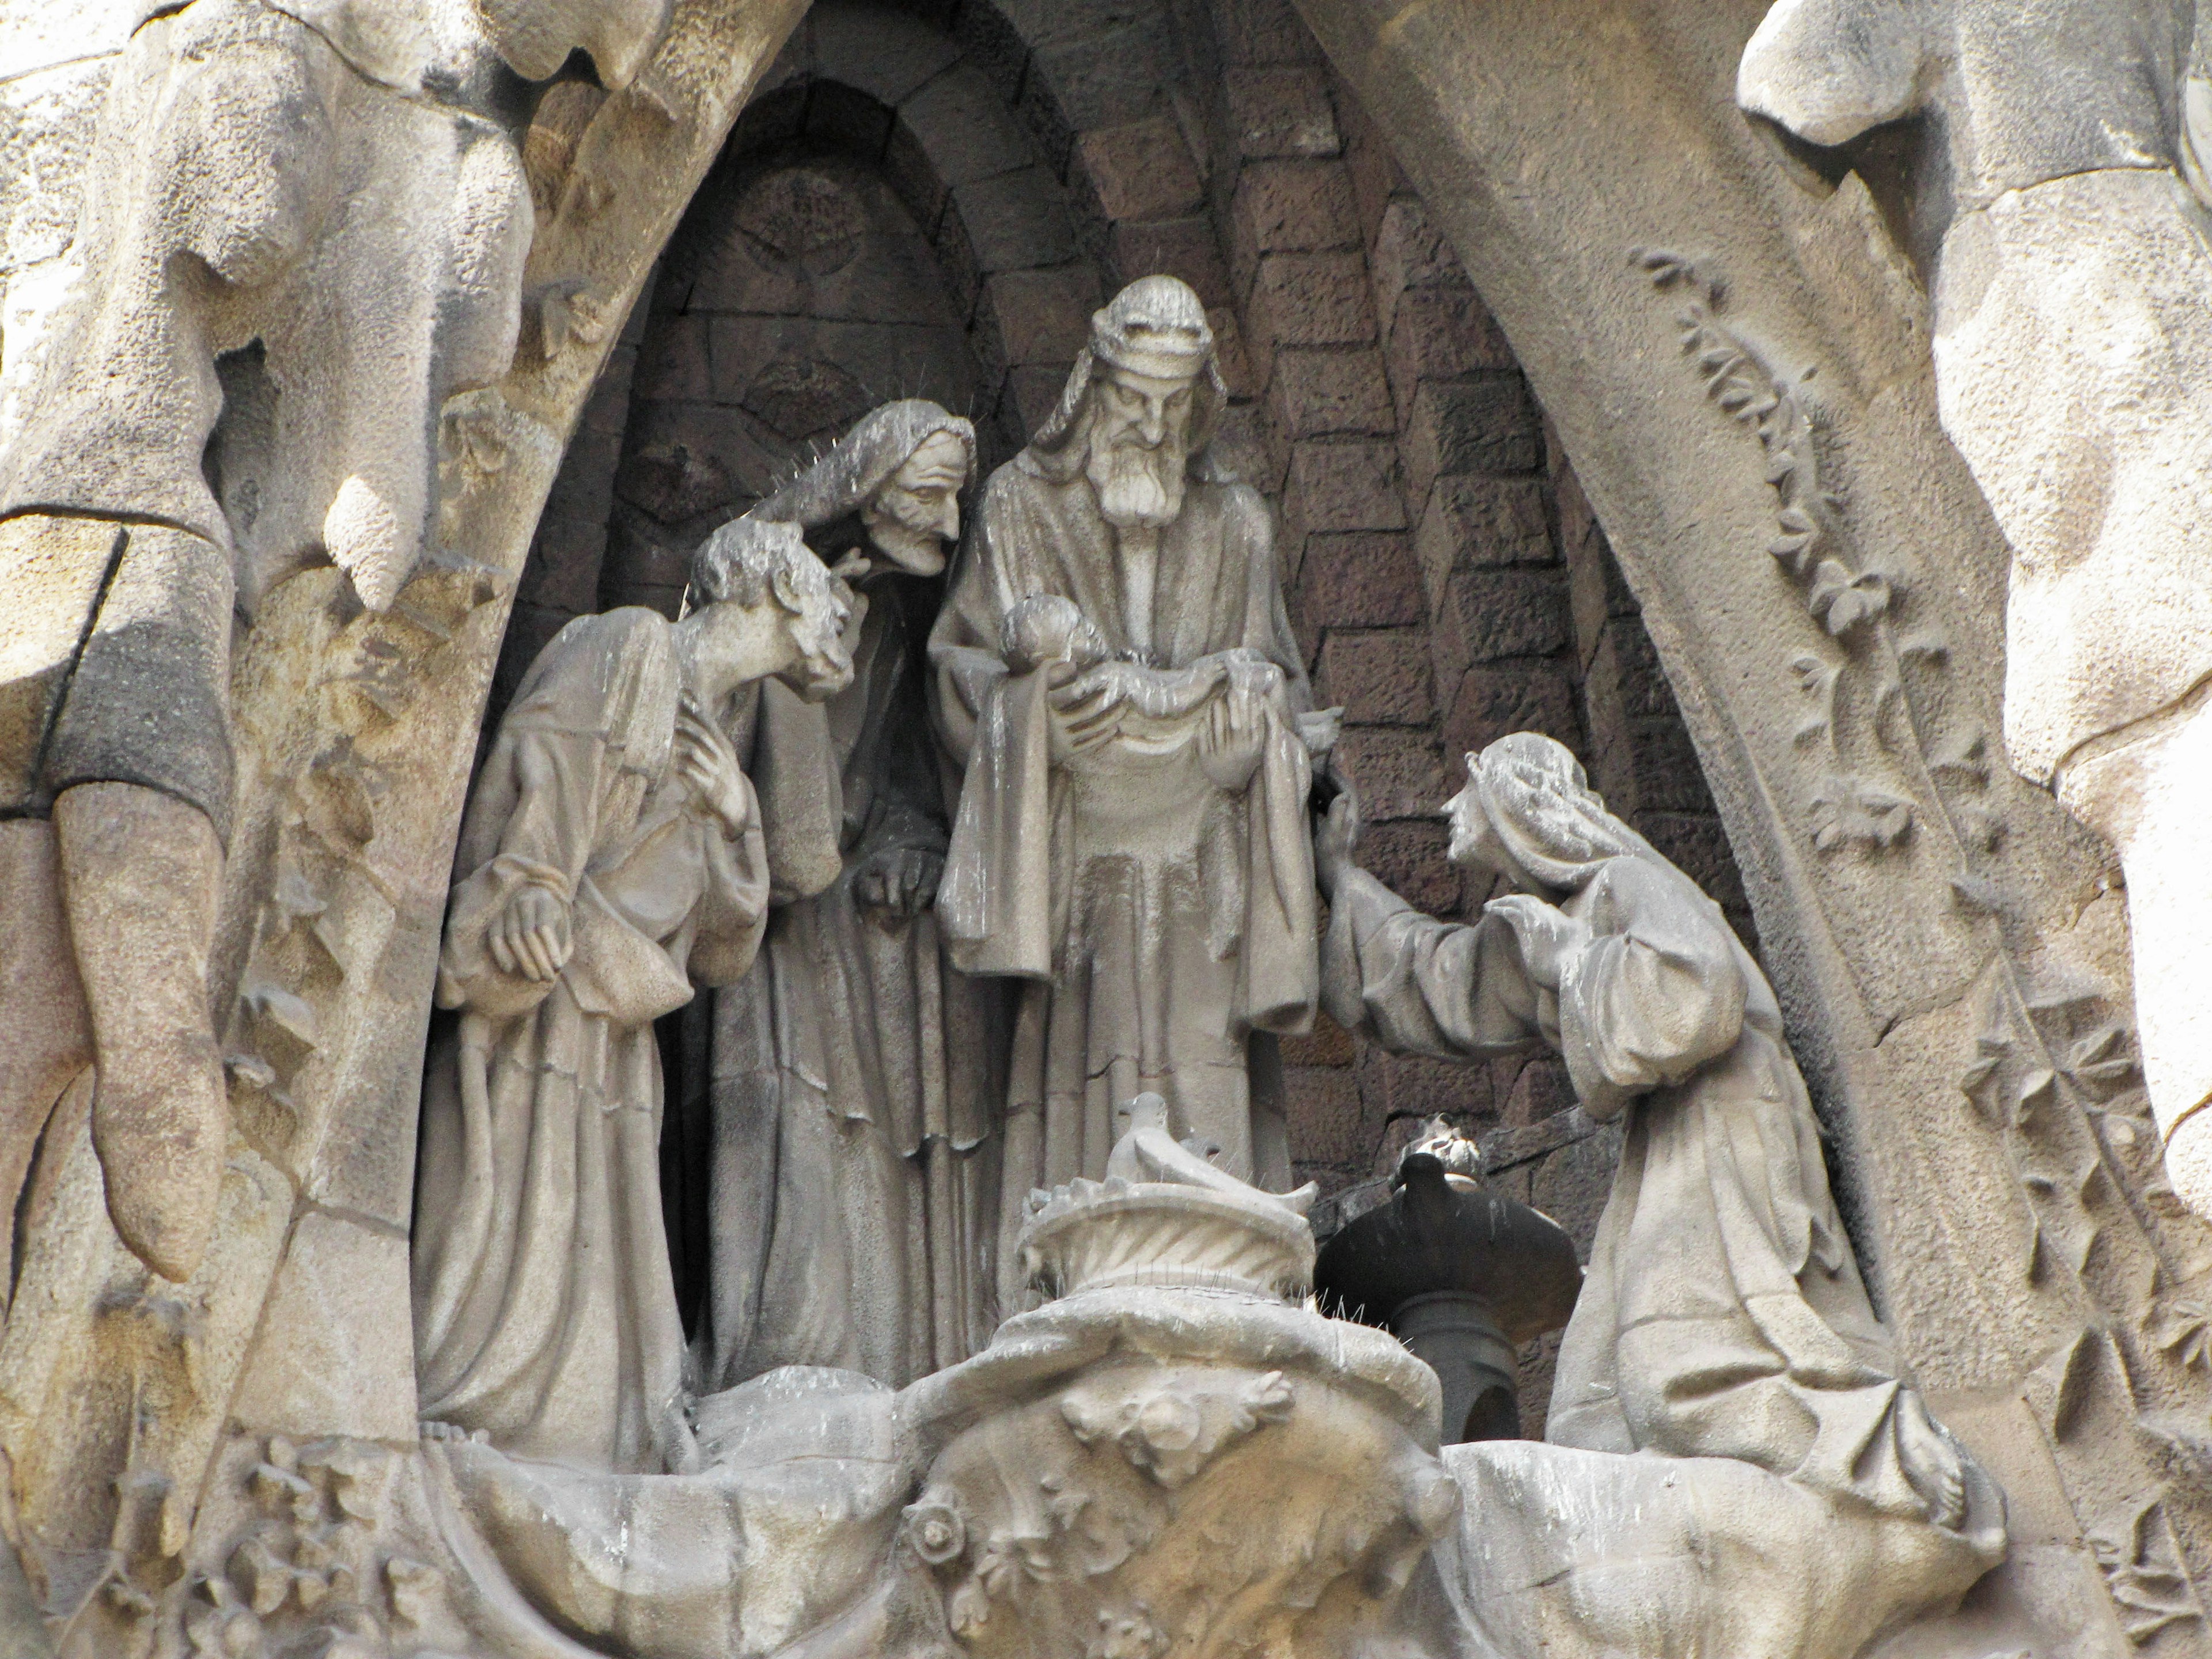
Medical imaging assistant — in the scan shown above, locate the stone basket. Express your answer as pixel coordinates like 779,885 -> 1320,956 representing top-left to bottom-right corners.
1020,1177 -> 1316,1302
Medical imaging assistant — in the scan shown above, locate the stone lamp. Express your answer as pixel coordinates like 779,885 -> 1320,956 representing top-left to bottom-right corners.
1316,1129 -> 1582,1443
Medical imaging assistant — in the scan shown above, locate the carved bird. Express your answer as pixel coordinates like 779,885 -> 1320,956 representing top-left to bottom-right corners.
1106,1093 -> 1318,1216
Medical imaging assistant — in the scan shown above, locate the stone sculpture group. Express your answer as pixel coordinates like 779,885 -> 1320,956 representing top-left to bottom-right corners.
5,0 -> 2210,1651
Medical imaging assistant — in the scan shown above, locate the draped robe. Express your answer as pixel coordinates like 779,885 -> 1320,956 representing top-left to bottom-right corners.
1322,855 -> 1989,1527
413,608 -> 768,1473
931,459 -> 1318,1309
706,576 -> 1001,1390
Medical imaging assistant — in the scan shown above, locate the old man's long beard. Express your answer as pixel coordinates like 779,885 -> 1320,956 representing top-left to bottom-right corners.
1086,435 -> 1188,529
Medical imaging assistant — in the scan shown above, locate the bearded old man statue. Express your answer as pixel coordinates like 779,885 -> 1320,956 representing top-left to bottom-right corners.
930,276 -> 1330,1312
412,518 -> 851,1474
701,401 -> 1001,1391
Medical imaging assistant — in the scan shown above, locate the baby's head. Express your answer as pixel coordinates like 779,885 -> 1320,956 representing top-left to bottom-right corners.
1002,594 -> 1108,674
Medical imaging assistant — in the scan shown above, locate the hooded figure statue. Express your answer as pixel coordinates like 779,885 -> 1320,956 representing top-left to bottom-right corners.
698,399 -> 1003,1391
1316,733 -> 2008,1564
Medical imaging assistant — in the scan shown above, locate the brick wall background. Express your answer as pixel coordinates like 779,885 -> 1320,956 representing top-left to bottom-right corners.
490,0 -> 1765,1434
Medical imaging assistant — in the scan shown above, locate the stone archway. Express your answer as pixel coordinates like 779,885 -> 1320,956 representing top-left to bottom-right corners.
1291,0 -> 2210,1638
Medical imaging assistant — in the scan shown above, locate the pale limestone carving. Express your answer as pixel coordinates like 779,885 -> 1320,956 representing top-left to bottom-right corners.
704,400 -> 994,1395
1738,0 -> 2212,1218
399,1106 -> 1452,1659
930,276 -> 1331,1319
411,518 -> 851,1474
0,0 -> 673,1289
1316,733 -> 2007,1653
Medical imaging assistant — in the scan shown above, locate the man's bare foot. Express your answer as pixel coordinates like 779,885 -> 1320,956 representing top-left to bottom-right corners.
1896,1391 -> 1968,1530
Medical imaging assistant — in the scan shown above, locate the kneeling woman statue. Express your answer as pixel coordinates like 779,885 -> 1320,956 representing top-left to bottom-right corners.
411,518 -> 853,1473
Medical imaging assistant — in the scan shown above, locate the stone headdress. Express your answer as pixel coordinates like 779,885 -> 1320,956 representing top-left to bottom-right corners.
749,399 -> 978,532
1025,275 -> 1233,483
1470,732 -> 1662,892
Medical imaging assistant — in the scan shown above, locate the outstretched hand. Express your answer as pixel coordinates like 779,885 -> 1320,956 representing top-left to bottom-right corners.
1482,893 -> 1588,991
1313,791 -> 1361,898
1198,686 -> 1267,791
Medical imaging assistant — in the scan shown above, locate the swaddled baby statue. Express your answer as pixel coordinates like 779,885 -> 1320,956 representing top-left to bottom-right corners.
412,518 -> 854,1474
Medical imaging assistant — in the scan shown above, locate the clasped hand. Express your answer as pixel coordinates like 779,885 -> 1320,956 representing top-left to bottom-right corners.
675,698 -> 752,838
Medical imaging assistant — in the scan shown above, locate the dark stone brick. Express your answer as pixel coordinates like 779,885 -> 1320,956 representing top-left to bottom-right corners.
1637,812 -> 1746,913
1230,161 -> 1360,298
811,0 -> 960,105
1003,363 -> 1073,444
1283,1064 -> 1374,1169
1347,819 -> 1459,914
1334,727 -> 1445,822
897,65 -> 1035,191
1530,1124 -> 1625,1262
1335,75 -> 1405,240
1107,216 -> 1231,306
1355,1041 -> 1494,1124
1075,115 -> 1203,221
1318,628 -> 1435,726
1030,17 -> 1173,134
976,265 -> 1099,371
1619,718 -> 1718,815
1402,376 -> 1543,503
1384,284 -> 1514,410
1225,67 -> 1340,160
1431,567 -> 1573,689
950,0 -> 1030,104
1248,251 -> 1374,390
634,313 -> 710,402
1285,441 -> 1405,541
1586,615 -> 1679,724
1369,196 -> 1471,335
1502,1056 -> 1576,1128
1279,1012 -> 1355,1067
519,514 -> 606,613
1207,403 -> 1283,497
1217,0 -> 1324,66
1441,658 -> 1583,762
1416,475 -> 1554,613
1293,531 -> 1424,635
1269,347 -> 1393,438
1249,252 -> 1376,347
805,81 -> 896,159
949,167 -> 1077,274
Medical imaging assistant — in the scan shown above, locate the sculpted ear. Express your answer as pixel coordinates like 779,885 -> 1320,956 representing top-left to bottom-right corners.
1738,0 -> 1931,148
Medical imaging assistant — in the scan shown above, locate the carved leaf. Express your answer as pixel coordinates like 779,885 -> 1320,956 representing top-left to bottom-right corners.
1928,727 -> 1990,786
2151,1302 -> 2212,1373
2088,1501 -> 2205,1644
1806,558 -> 1891,637
1808,777 -> 1914,854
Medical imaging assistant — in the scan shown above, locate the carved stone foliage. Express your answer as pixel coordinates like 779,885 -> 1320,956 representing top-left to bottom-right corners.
1633,247 -> 2212,1639
907,1340 -> 1453,1659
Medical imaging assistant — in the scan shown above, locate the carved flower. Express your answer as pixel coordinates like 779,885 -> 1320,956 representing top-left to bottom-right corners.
1133,1392 -> 1203,1455
903,1490 -> 969,1567
1805,558 -> 1891,638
